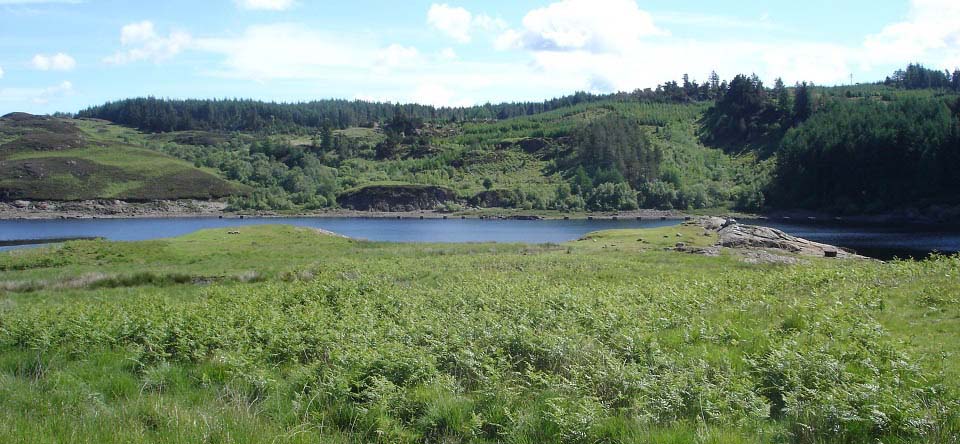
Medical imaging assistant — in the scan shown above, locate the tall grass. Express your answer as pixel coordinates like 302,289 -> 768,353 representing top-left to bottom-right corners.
0,226 -> 958,443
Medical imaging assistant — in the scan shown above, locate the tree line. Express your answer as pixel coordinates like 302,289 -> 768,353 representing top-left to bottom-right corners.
884,63 -> 960,91
75,72 -> 737,134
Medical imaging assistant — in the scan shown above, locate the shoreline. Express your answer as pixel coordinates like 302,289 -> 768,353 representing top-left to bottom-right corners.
2,199 -> 959,226
0,199 -> 690,221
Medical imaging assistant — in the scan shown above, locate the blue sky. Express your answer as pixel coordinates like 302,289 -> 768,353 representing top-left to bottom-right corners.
0,0 -> 957,114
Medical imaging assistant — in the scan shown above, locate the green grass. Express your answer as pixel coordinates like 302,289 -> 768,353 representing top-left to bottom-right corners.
0,225 -> 958,443
0,118 -> 249,201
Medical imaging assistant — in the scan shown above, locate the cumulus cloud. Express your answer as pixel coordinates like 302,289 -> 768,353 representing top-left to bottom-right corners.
234,0 -> 295,11
104,21 -> 192,64
491,0 -> 940,94
31,52 -> 76,71
427,3 -> 505,44
863,0 -> 960,68
496,0 -> 666,53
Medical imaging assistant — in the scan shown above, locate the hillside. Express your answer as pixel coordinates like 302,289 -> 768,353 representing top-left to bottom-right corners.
39,65 -> 960,216
124,98 -> 753,213
0,113 -> 249,201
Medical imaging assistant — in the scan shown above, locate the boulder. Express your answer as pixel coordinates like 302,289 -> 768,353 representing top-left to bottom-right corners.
701,216 -> 727,230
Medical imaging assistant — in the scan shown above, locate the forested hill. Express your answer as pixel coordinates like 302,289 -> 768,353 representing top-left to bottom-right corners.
75,73 -> 729,133
66,64 -> 960,217
76,92 -> 623,133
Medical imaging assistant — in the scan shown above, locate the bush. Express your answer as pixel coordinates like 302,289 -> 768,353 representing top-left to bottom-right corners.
587,182 -> 638,211
637,180 -> 678,210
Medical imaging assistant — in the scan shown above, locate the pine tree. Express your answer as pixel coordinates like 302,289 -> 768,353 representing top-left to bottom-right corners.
708,71 -> 721,98
793,82 -> 813,124
319,124 -> 333,151
773,77 -> 790,115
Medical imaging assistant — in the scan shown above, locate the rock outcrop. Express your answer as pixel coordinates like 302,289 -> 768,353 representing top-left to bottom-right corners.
337,184 -> 459,212
687,217 -> 868,262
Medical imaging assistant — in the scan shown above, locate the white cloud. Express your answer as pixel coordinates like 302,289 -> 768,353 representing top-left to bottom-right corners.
427,3 -> 506,44
104,21 -> 192,64
438,47 -> 458,61
0,80 -> 73,105
196,24 -> 374,80
427,4 -> 473,43
496,0 -> 666,53
0,66 -> 4,79
491,0 -> 927,95
863,0 -> 960,68
411,83 -> 467,107
376,44 -> 421,69
234,0 -> 294,11
656,12 -> 784,32
31,52 -> 76,71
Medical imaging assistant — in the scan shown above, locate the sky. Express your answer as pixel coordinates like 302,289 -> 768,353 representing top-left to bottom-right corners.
0,0 -> 958,114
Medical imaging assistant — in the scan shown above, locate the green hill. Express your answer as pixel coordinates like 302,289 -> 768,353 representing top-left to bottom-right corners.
62,65 -> 960,215
0,113 -> 249,201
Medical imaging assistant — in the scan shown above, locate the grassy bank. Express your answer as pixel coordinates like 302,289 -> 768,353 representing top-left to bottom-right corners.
0,225 -> 958,443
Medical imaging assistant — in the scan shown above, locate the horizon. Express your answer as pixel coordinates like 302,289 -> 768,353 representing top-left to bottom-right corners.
1,0 -> 959,114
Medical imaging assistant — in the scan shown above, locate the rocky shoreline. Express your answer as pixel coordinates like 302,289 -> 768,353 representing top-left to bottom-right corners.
0,199 -> 688,221
674,217 -> 870,264
0,199 -> 230,219
4,199 -> 956,227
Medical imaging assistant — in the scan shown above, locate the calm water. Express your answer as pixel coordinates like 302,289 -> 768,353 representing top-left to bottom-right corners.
742,219 -> 960,259
1,217 -> 958,259
0,217 -> 677,249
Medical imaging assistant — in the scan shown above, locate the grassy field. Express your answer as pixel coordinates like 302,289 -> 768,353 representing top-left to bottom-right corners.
0,224 -> 957,443
0,116 -> 249,201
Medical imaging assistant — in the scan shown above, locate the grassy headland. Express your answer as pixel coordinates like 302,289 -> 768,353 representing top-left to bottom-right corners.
1,224 -> 957,443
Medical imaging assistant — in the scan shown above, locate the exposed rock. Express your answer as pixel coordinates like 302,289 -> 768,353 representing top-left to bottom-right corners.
717,223 -> 864,258
701,216 -> 727,230
674,244 -> 721,256
337,184 -> 459,212
686,216 -> 869,261
506,215 -> 543,220
0,199 -> 228,219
